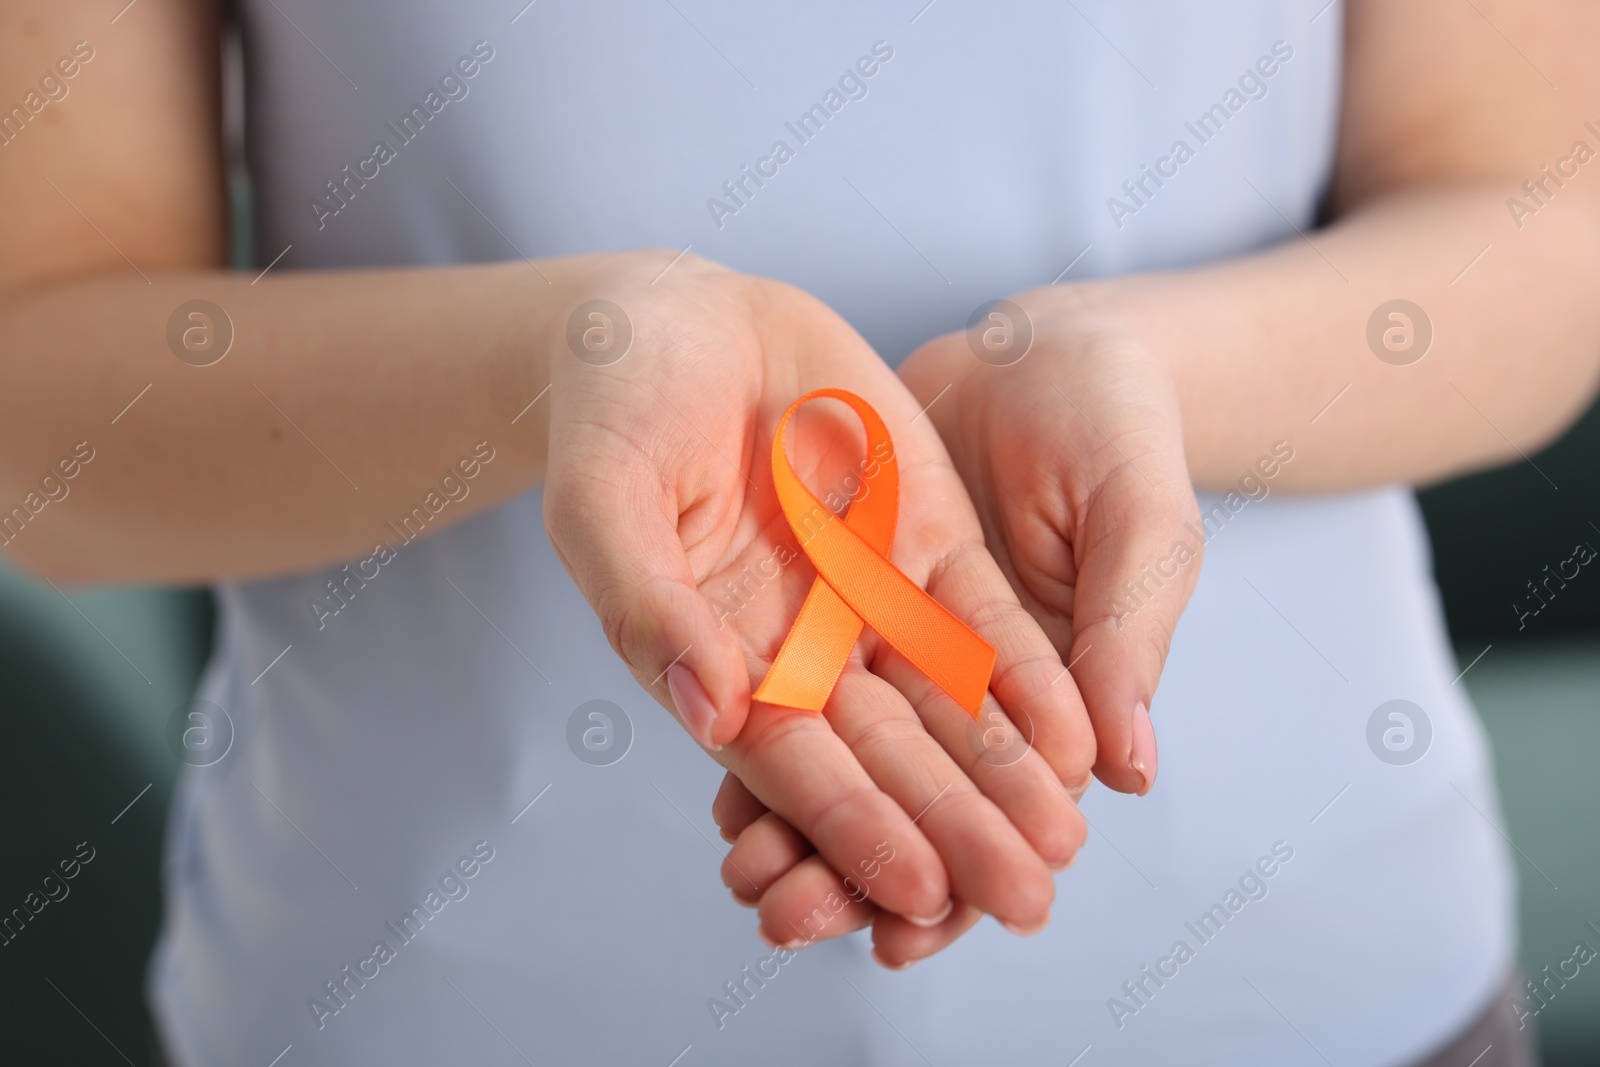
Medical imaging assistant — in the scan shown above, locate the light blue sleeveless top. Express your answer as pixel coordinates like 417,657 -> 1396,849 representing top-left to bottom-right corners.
152,4 -> 1516,1065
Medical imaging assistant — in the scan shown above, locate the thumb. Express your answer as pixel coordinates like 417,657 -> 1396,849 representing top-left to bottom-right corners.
544,471 -> 750,750
1067,480 -> 1202,795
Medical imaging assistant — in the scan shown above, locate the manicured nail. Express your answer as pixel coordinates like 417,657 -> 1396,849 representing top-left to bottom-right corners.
905,899 -> 952,928
668,664 -> 720,751
1130,700 -> 1157,796
871,947 -> 915,971
1000,912 -> 1049,937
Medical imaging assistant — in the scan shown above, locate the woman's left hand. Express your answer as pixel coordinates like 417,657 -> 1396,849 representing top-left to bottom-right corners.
899,294 -> 1203,797
711,291 -> 1205,966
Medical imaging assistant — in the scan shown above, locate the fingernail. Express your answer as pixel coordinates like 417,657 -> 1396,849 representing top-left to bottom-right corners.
1130,700 -> 1157,796
871,947 -> 915,971
1048,852 -> 1078,873
668,664 -> 721,751
718,826 -> 739,844
1000,912 -> 1049,937
905,899 -> 952,928
1065,770 -> 1093,804
731,888 -> 757,909
757,927 -> 808,951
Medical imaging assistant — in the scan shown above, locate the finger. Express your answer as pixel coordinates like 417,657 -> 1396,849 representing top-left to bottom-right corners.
867,647 -> 1087,876
918,538 -> 1097,796
712,772 -> 769,842
756,854 -> 877,950
870,900 -> 985,969
1067,463 -> 1201,796
543,454 -> 750,749
875,658 -> 1089,874
721,811 -> 812,905
857,447 -> 1093,875
725,704 -> 951,924
822,668 -> 1058,932
896,540 -> 1092,864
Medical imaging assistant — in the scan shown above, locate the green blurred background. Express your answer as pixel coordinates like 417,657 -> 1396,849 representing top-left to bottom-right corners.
2,406 -> 1597,1064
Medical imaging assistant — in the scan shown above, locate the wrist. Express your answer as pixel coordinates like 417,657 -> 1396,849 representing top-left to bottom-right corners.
478,255 -> 599,482
501,248 -> 661,410
1013,277 -> 1156,350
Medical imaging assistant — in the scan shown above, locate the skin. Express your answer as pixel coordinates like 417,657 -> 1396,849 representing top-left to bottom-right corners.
0,0 -> 1092,945
5,0 -> 1599,969
715,0 -> 1600,966
543,257 -> 1098,931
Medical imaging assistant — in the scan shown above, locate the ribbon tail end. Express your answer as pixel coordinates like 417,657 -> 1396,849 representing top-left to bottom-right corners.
752,678 -> 830,714
951,648 -> 997,720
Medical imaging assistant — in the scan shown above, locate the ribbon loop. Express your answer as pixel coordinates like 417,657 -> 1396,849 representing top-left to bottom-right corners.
753,389 -> 995,717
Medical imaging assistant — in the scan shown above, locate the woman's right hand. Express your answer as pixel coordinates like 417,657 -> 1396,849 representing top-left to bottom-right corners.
543,251 -> 1096,943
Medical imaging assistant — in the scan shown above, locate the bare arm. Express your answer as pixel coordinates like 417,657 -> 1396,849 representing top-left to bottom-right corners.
0,0 -> 557,583
1065,0 -> 1600,491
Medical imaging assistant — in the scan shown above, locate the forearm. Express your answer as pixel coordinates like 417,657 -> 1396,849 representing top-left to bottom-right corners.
1066,182 -> 1600,492
0,260 -> 568,584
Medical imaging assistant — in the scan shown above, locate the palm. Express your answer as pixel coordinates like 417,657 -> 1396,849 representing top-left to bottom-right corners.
544,258 -> 1096,945
901,323 -> 1200,794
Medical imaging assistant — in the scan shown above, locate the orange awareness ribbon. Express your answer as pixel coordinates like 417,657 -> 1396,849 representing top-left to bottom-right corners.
752,389 -> 995,718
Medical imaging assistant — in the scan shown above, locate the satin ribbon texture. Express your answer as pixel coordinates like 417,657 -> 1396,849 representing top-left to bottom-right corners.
752,388 -> 995,718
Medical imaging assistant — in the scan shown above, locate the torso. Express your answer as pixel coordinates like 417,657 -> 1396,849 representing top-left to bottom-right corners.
152,4 -> 1515,1064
